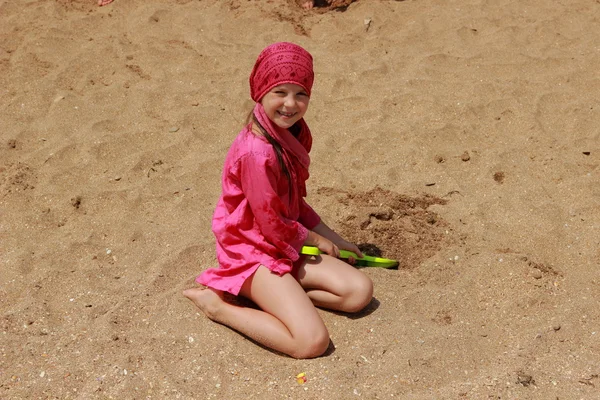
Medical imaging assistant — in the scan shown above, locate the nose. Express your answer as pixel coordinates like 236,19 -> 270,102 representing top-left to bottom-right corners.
284,94 -> 296,108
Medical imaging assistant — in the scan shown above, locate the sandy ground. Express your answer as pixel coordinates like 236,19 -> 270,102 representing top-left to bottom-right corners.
1,0 -> 600,398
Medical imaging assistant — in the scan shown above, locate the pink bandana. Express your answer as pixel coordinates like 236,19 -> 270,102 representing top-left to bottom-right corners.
249,42 -> 314,102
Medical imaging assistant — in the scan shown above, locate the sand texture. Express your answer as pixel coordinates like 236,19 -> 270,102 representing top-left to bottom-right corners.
1,0 -> 600,398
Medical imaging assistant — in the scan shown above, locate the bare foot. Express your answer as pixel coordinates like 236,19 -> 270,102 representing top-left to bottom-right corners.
302,1 -> 314,10
183,287 -> 225,320
98,0 -> 114,6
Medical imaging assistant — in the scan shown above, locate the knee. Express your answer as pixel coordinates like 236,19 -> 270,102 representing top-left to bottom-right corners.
291,328 -> 330,359
344,274 -> 374,313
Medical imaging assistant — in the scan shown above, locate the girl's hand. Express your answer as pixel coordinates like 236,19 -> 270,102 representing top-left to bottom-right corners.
310,222 -> 363,262
305,230 -> 339,258
336,240 -> 363,265
317,239 -> 340,258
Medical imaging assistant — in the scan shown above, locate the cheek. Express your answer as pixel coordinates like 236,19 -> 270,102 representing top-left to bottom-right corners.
269,100 -> 284,111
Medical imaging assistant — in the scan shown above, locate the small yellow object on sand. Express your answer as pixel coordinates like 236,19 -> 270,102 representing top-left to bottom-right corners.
296,372 -> 307,384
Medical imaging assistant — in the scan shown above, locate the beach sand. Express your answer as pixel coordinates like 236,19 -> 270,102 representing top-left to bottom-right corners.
1,0 -> 599,398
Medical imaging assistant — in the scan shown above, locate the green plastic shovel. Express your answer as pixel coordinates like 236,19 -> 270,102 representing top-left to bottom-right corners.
300,246 -> 399,269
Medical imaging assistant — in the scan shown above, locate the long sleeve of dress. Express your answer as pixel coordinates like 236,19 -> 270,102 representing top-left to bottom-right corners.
236,151 -> 308,261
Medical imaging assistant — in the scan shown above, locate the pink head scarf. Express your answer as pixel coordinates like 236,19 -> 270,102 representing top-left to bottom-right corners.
249,42 -> 314,102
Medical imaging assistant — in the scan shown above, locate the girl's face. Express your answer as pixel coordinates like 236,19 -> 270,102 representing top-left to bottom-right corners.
260,83 -> 310,129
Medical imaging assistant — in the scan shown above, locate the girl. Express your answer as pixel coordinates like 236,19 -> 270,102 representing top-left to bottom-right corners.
184,42 -> 373,359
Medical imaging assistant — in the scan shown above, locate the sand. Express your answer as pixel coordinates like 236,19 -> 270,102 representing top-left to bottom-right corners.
1,0 -> 599,398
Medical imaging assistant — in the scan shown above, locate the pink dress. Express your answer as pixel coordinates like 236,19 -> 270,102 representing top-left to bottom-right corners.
197,105 -> 320,295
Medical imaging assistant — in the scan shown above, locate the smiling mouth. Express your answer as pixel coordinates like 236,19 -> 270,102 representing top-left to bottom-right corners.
278,111 -> 296,118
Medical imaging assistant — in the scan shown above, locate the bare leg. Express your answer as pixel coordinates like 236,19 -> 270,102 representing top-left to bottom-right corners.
184,287 -> 300,351
98,0 -> 114,6
296,254 -> 373,313
184,266 -> 330,359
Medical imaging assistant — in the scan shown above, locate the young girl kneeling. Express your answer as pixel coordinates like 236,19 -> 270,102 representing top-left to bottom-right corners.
184,42 -> 373,359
